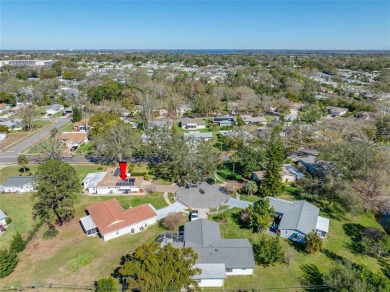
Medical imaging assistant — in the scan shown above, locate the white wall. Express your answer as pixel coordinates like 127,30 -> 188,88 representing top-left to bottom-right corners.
197,279 -> 224,287
95,186 -> 140,195
280,229 -> 306,243
102,216 -> 157,241
226,268 -> 254,276
3,184 -> 34,193
0,218 -> 7,226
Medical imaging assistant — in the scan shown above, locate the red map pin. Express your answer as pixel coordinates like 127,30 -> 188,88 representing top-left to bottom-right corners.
119,161 -> 127,181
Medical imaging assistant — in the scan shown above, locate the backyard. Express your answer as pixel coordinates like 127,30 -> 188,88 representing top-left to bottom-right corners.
0,193 -> 169,286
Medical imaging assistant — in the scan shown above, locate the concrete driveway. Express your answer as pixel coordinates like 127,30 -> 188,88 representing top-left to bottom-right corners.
155,202 -> 187,220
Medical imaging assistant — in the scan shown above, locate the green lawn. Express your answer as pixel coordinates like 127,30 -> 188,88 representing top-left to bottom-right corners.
0,193 -> 37,249
59,123 -> 74,132
32,120 -> 52,129
210,204 -> 388,290
75,142 -> 93,156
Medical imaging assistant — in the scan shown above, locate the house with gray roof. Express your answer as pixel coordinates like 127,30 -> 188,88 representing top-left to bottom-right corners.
157,219 -> 255,287
45,104 -> 64,115
267,197 -> 329,243
2,176 -> 35,193
184,132 -> 213,141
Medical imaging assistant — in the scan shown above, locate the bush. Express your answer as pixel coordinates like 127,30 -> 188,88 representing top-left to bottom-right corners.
5,217 -> 12,225
162,213 -> 186,230
253,235 -> 284,266
97,166 -> 104,171
0,248 -> 19,279
144,173 -> 150,180
304,231 -> 323,254
96,277 -> 117,292
10,232 -> 25,253
43,226 -> 59,239
213,213 -> 227,223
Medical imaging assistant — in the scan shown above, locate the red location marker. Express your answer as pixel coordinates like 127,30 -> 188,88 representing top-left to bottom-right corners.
119,161 -> 127,181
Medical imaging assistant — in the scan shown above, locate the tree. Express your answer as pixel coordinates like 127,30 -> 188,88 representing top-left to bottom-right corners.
236,113 -> 244,126
88,112 -> 121,136
261,126 -> 284,196
9,232 -> 25,253
0,248 -> 18,279
246,198 -> 274,232
16,71 -> 29,80
0,125 -> 9,133
33,160 -> 80,225
162,212 -> 186,230
118,243 -> 200,291
93,123 -> 139,162
0,91 -> 16,106
237,145 -> 266,177
72,106 -> 82,122
253,235 -> 284,266
17,105 -> 38,131
304,231 -> 323,254
245,180 -> 258,196
96,277 -> 117,292
38,128 -> 65,161
229,153 -> 240,174
360,227 -> 390,258
17,154 -> 29,173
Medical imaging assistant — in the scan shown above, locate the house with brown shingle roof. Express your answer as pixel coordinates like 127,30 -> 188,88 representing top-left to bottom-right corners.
73,118 -> 90,132
80,199 -> 157,241
58,132 -> 88,147
83,167 -> 145,195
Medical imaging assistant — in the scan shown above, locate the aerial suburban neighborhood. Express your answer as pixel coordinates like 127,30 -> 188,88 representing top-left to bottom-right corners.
0,50 -> 390,290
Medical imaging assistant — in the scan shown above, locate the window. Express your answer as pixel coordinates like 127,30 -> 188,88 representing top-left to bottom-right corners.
226,268 -> 232,272
131,228 -> 135,233
116,231 -> 119,235
242,268 -> 246,271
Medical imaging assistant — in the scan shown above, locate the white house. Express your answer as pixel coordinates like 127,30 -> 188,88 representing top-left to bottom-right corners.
0,209 -> 7,226
80,199 -> 157,241
158,219 -> 255,287
184,132 -> 213,141
2,177 -> 35,193
179,118 -> 206,131
83,167 -> 145,195
240,115 -> 268,126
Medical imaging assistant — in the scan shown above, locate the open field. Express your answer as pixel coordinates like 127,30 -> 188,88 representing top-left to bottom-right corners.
0,193 -> 168,286
0,193 -> 37,248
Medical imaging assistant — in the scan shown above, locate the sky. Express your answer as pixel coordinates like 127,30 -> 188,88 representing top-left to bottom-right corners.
0,0 -> 389,50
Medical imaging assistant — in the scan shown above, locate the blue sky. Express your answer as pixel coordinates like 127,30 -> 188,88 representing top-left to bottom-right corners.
1,1 -> 389,50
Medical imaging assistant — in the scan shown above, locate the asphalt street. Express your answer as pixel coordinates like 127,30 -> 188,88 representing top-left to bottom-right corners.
0,118 -> 70,165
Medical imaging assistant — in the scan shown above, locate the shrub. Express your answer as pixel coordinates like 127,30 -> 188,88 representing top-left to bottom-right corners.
43,226 -> 59,239
0,249 -> 19,279
253,235 -> 284,266
5,217 -> 12,225
10,232 -> 25,253
162,213 -> 186,230
304,231 -> 323,254
213,213 -> 227,223
97,166 -> 104,171
144,173 -> 150,180
96,277 -> 117,292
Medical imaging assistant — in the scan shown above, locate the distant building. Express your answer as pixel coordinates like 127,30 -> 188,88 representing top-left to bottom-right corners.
240,115 -> 268,126
59,132 -> 88,147
73,119 -> 90,132
45,104 -> 64,116
327,106 -> 348,117
184,132 -> 213,141
0,60 -> 55,67
212,115 -> 235,127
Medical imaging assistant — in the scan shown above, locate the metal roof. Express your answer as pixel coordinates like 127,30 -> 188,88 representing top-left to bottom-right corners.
85,172 -> 106,188
80,215 -> 97,231
184,132 -> 213,139
3,176 -> 34,187
0,209 -> 6,220
316,216 -> 330,233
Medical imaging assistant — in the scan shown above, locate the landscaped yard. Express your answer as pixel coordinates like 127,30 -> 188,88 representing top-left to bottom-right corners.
0,193 -> 37,249
59,123 -> 74,132
32,120 -> 52,129
0,193 -> 168,286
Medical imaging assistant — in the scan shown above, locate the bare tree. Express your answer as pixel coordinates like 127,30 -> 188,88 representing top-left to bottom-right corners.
38,128 -> 66,161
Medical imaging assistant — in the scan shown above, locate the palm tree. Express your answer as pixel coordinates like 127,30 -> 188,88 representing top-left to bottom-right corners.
230,153 -> 240,174
304,231 -> 323,254
246,181 -> 258,196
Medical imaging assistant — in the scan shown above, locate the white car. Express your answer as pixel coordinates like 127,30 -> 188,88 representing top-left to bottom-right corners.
190,210 -> 199,221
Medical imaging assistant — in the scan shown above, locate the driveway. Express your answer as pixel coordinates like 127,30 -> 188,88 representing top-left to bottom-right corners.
155,202 -> 187,220
0,118 -> 70,165
226,198 -> 253,209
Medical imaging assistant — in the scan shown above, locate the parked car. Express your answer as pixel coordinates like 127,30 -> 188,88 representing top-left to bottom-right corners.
206,177 -> 215,185
70,146 -> 78,152
190,210 -> 199,221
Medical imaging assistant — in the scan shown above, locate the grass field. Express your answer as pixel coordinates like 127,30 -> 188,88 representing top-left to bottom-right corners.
32,120 -> 52,129
0,193 -> 37,249
212,205 -> 388,290
0,192 -> 168,286
59,123 -> 74,132
0,164 -> 109,185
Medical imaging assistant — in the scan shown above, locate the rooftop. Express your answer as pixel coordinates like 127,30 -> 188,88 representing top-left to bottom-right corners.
3,176 -> 34,187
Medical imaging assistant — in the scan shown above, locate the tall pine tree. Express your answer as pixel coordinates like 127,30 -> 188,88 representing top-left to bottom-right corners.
0,248 -> 19,278
261,126 -> 285,196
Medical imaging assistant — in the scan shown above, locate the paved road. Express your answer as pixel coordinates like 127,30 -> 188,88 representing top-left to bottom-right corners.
225,198 -> 253,209
0,118 -> 70,165
155,202 -> 187,220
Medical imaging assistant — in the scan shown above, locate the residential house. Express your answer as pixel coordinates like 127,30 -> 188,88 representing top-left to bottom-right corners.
184,132 -> 213,141
80,199 -> 157,241
240,115 -> 267,126
252,164 -> 304,183
149,118 -> 173,129
59,132 -> 88,148
179,118 -> 206,130
0,119 -> 22,131
2,177 -> 35,193
356,111 -> 371,120
219,130 -> 254,141
45,104 -> 64,115
83,167 -> 145,195
267,197 -> 330,243
327,106 -> 348,117
212,115 -> 235,127
157,219 -> 255,287
64,107 -> 73,114
73,119 -> 90,132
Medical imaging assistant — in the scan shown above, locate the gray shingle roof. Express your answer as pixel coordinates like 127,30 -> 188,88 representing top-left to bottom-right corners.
3,176 -> 34,187
0,209 -> 6,220
193,264 -> 226,280
267,197 -> 320,235
183,219 -> 255,269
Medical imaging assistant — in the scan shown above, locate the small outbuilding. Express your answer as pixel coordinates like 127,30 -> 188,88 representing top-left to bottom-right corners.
2,177 -> 35,193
